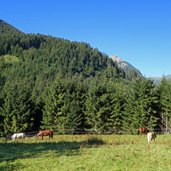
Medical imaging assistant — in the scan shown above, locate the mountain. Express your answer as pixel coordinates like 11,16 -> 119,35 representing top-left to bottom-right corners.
0,19 -> 129,132
166,75 -> 171,81
111,55 -> 143,79
0,19 -> 126,81
0,20 -> 164,135
0,19 -> 144,82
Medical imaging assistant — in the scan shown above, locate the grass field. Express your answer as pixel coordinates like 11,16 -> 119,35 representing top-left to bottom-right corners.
0,134 -> 170,171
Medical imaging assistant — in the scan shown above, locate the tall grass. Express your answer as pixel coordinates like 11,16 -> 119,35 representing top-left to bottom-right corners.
0,134 -> 170,171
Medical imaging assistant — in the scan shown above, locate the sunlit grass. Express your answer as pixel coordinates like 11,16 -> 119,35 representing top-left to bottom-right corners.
0,134 -> 170,171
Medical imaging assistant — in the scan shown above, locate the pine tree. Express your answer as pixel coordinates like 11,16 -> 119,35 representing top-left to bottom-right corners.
42,77 -> 65,131
106,81 -> 126,133
159,77 -> 171,132
123,79 -> 159,134
0,79 -> 34,135
85,79 -> 119,133
42,77 -> 86,134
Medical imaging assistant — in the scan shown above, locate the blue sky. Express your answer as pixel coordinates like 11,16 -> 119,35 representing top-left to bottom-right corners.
1,0 -> 171,77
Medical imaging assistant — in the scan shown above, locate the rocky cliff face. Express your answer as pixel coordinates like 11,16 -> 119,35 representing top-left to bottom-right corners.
111,55 -> 143,79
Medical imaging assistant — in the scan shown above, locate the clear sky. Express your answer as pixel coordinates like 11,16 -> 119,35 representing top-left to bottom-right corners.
1,0 -> 171,77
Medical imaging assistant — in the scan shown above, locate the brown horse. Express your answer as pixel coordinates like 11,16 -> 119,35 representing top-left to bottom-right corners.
36,130 -> 54,139
138,127 -> 149,135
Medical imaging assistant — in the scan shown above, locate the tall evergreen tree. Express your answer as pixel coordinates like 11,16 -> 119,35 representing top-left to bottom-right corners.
159,77 -> 171,132
0,79 -> 34,135
106,81 -> 126,133
123,79 -> 159,134
42,77 -> 86,133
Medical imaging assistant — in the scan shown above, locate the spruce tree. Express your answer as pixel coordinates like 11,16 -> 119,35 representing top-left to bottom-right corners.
123,79 -> 159,134
0,79 -> 34,135
159,77 -> 171,132
42,77 -> 86,134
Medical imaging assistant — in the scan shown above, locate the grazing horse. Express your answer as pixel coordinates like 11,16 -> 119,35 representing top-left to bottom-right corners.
11,133 -> 27,141
147,132 -> 157,143
138,127 -> 149,135
36,130 -> 53,140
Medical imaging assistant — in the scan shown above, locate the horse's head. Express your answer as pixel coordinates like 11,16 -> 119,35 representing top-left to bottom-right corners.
11,134 -> 16,140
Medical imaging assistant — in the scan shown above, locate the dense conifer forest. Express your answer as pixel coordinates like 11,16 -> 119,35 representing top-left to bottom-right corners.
0,20 -> 170,136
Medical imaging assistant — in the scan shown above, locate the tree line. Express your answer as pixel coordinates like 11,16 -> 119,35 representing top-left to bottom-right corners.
0,20 -> 171,136
0,74 -> 171,136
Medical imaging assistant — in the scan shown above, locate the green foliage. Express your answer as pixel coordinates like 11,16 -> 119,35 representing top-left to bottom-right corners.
0,20 -> 171,135
42,77 -> 87,134
0,54 -> 19,63
85,79 -> 126,133
159,77 -> 171,131
0,79 -> 34,135
123,79 -> 160,133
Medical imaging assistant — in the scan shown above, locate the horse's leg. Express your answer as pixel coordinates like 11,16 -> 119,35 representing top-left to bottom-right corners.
138,129 -> 140,135
13,136 -> 16,141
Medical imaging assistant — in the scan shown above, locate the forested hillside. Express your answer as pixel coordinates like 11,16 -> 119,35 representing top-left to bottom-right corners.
0,20 -> 170,136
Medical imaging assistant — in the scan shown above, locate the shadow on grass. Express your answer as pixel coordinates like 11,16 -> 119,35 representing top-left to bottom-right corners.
0,137 -> 105,170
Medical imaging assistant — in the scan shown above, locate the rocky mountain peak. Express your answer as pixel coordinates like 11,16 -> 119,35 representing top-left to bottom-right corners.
111,55 -> 143,79
111,55 -> 123,63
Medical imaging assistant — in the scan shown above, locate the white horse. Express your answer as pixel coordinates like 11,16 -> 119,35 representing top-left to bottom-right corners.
147,132 -> 157,143
11,132 -> 27,140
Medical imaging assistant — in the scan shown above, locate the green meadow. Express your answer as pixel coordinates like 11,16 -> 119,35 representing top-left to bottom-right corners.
0,134 -> 170,171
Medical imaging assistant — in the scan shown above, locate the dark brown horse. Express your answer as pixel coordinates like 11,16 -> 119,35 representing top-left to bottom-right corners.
36,130 -> 54,139
138,127 -> 149,135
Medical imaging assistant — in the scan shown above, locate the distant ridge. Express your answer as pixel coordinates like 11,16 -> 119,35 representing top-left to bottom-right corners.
149,75 -> 171,84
